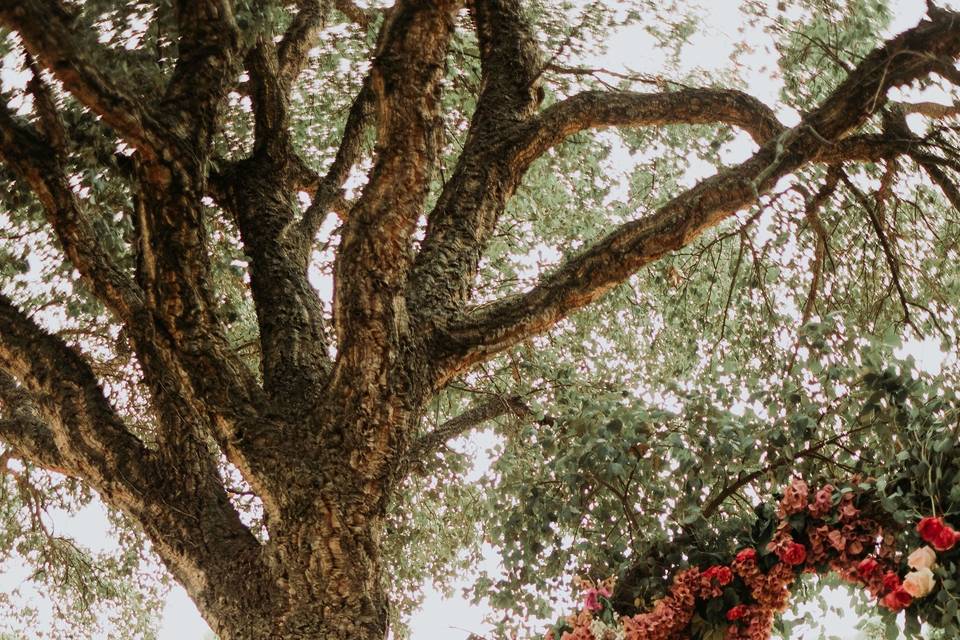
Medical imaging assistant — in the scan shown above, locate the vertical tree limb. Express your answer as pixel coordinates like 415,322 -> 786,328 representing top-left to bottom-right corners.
408,0 -> 545,321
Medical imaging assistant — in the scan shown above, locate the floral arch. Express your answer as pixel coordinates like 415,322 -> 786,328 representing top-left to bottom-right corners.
547,476 -> 960,640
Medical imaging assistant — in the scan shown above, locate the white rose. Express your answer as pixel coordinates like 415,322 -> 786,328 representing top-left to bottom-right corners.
907,545 -> 937,570
903,568 -> 936,598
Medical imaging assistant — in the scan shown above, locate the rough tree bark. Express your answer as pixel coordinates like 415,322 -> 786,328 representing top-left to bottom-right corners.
0,0 -> 958,638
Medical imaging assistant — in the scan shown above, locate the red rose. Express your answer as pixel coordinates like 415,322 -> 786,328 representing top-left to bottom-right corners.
857,557 -> 879,578
735,548 -> 757,564
726,604 -> 748,621
918,517 -> 947,544
882,571 -> 901,593
719,566 -> 732,585
703,566 -> 733,585
780,542 -> 807,566
881,588 -> 912,612
932,526 -> 958,552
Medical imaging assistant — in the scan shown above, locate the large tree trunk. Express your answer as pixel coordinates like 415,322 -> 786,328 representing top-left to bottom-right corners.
267,510 -> 391,640
186,403 -> 408,639
207,519 -> 390,640
196,410 -> 403,640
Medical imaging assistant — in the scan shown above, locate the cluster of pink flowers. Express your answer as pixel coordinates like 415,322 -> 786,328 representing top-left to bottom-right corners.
583,584 -> 612,613
723,546 -> 796,639
546,478 -> 957,640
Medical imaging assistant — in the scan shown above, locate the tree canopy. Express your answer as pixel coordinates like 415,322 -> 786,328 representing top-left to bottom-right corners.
0,0 -> 959,638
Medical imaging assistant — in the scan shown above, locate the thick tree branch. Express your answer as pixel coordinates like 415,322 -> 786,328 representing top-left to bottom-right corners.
267,0 -> 464,515
0,295 -> 278,634
334,0 -> 375,28
210,31 -> 340,404
298,76 -> 375,242
0,87 -> 144,322
896,100 -> 960,118
161,0 -> 243,148
407,0 -> 545,320
429,10 -> 960,382
330,0 -> 456,382
407,86 -> 929,325
0,0 -> 166,160
4,2 -> 264,438
214,155 -> 334,404
0,294 -> 152,488
409,86 -> 786,326
0,63 -> 282,519
0,371 -> 68,474
246,39 -> 292,156
277,0 -> 327,88
210,3 -> 380,400
124,155 -> 281,515
469,0 -> 545,123
204,1 -> 391,411
1,69 -> 278,509
521,88 -> 784,158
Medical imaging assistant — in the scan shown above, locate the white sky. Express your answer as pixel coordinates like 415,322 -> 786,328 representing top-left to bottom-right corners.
2,0 -> 959,638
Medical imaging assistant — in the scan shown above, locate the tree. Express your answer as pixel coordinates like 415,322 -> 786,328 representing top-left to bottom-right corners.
0,0 -> 958,638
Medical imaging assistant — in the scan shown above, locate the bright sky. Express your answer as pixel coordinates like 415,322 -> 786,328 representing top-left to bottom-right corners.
1,0 -> 959,638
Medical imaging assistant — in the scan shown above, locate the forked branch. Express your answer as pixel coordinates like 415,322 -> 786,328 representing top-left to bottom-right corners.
429,9 -> 960,382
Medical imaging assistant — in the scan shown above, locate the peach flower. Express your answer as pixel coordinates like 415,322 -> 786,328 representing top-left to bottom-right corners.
903,568 -> 936,598
907,545 -> 937,571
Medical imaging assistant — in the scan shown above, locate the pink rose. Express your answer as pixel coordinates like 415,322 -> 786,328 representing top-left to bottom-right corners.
902,568 -> 935,598
907,546 -> 937,571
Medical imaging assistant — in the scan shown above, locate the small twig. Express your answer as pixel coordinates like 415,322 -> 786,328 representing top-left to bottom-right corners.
702,422 -> 871,518
839,170 -> 917,333
801,167 -> 841,324
544,63 -> 662,86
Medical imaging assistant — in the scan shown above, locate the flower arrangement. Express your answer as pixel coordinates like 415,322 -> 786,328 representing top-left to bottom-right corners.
544,477 -> 960,640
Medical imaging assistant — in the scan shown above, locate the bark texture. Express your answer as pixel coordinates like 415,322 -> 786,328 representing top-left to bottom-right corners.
0,1 -> 959,638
